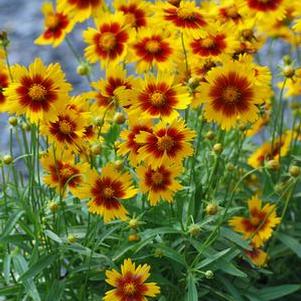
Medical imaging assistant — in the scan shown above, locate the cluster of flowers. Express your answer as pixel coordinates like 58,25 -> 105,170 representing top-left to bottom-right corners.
1,0 -> 301,299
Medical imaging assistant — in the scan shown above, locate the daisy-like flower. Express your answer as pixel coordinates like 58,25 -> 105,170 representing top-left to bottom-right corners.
104,258 -> 160,301
57,0 -> 104,23
136,163 -> 183,206
247,132 -> 292,168
0,62 -> 9,112
73,163 -> 137,223
187,23 -> 239,61
113,0 -> 152,29
128,27 -> 177,73
3,58 -> 71,124
87,65 -> 138,115
41,108 -> 87,152
215,0 -> 244,24
135,118 -> 195,168
157,0 -> 208,36
40,150 -> 89,196
121,72 -> 191,121
245,244 -> 268,267
35,2 -> 75,48
83,12 -> 132,68
197,58 -> 267,130
229,196 -> 281,247
118,117 -> 153,167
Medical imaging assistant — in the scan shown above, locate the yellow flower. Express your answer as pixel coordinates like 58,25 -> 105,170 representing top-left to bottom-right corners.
3,58 -> 71,124
104,258 -> 160,301
245,244 -> 268,267
72,163 -> 137,223
229,196 -> 281,247
136,163 -> 183,206
0,61 -> 10,112
35,2 -> 75,48
120,72 -> 191,121
197,57 -> 267,130
135,118 -> 195,168
57,0 -> 105,23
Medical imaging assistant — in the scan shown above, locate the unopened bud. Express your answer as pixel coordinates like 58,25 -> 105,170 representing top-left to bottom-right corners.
114,112 -> 126,125
48,200 -> 59,213
128,233 -> 140,242
76,63 -> 90,76
128,218 -> 139,229
8,117 -> 18,126
188,224 -> 201,236
90,143 -> 102,155
205,270 -> 214,279
3,155 -> 13,165
67,234 -> 76,244
289,165 -> 300,177
266,159 -> 280,171
283,66 -> 295,78
205,203 -> 218,215
205,131 -> 215,140
226,163 -> 235,172
213,143 -> 223,154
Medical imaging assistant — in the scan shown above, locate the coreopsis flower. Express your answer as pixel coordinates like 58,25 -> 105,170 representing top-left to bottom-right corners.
247,132 -> 292,168
135,118 -> 196,168
121,72 -> 191,121
57,0 -> 104,23
86,65 -> 138,116
128,27 -> 178,73
187,23 -> 239,61
136,163 -> 183,206
0,62 -> 9,112
3,58 -> 71,124
215,0 -> 244,24
73,163 -> 137,223
41,108 -> 87,152
113,0 -> 152,29
104,258 -> 160,301
157,0 -> 208,36
245,113 -> 270,137
280,68 -> 301,97
229,196 -> 281,247
35,2 -> 75,48
40,150 -> 89,196
197,58 -> 267,130
83,12 -> 133,68
245,244 -> 268,267
118,117 -> 153,166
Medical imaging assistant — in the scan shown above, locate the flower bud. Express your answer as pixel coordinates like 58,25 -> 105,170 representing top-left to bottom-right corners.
283,66 -> 295,78
283,55 -> 292,65
188,224 -> 201,236
205,203 -> 218,215
213,143 -> 223,154
22,123 -> 31,131
114,160 -> 123,171
76,63 -> 90,76
128,218 -> 139,229
266,159 -> 280,171
114,112 -> 126,125
0,31 -> 9,48
226,163 -> 235,172
67,234 -> 76,244
48,200 -> 59,213
3,155 -> 13,165
128,233 -> 140,242
205,131 -> 215,140
289,165 -> 300,177
90,143 -> 102,155
8,117 -> 18,126
154,248 -> 164,258
205,270 -> 214,279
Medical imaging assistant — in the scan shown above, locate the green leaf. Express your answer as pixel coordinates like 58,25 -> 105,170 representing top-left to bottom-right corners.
277,232 -> 301,258
45,280 -> 66,301
259,284 -> 301,300
0,210 -> 24,239
217,275 -> 244,301
195,248 -> 232,269
19,254 -> 56,281
0,285 -> 22,296
220,227 -> 251,250
3,254 -> 11,284
187,274 -> 198,301
44,230 -> 63,244
157,244 -> 187,266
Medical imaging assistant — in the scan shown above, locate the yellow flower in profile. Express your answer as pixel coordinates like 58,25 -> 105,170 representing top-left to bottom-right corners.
136,163 -> 183,206
197,58 -> 267,130
83,12 -> 133,68
248,132 -> 292,168
0,61 -> 10,112
72,163 -> 137,223
214,0 -> 245,25
128,27 -> 178,73
229,196 -> 281,247
245,244 -> 268,267
57,0 -> 104,23
118,117 -> 153,167
121,72 -> 191,121
104,258 -> 160,301
135,118 -> 195,168
41,108 -> 87,152
3,58 -> 71,124
40,150 -> 89,196
113,0 -> 153,29
245,113 -> 270,137
35,2 -> 75,48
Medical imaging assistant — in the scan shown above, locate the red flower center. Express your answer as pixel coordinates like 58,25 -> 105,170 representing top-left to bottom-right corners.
45,14 -> 60,29
145,40 -> 161,53
59,120 -> 73,134
157,135 -> 175,152
151,171 -> 164,185
247,0 -> 283,12
150,92 -> 166,107
103,187 -> 115,199
28,84 -> 47,101
68,0 -> 101,9
222,86 -> 241,103
201,37 -> 216,49
124,282 -> 137,296
99,32 -> 116,51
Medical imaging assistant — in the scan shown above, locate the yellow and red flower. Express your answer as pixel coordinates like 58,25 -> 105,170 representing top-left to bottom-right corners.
135,118 -> 195,168
73,163 -> 137,223
229,196 -> 281,247
83,12 -> 133,68
0,62 -> 9,112
128,27 -> 178,73
121,72 -> 191,121
58,0 -> 104,23
118,117 -> 153,167
136,163 -> 183,206
197,58 -> 267,130
104,258 -> 160,301
35,2 -> 75,48
245,244 -> 268,267
3,58 -> 71,124
40,150 -> 89,196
